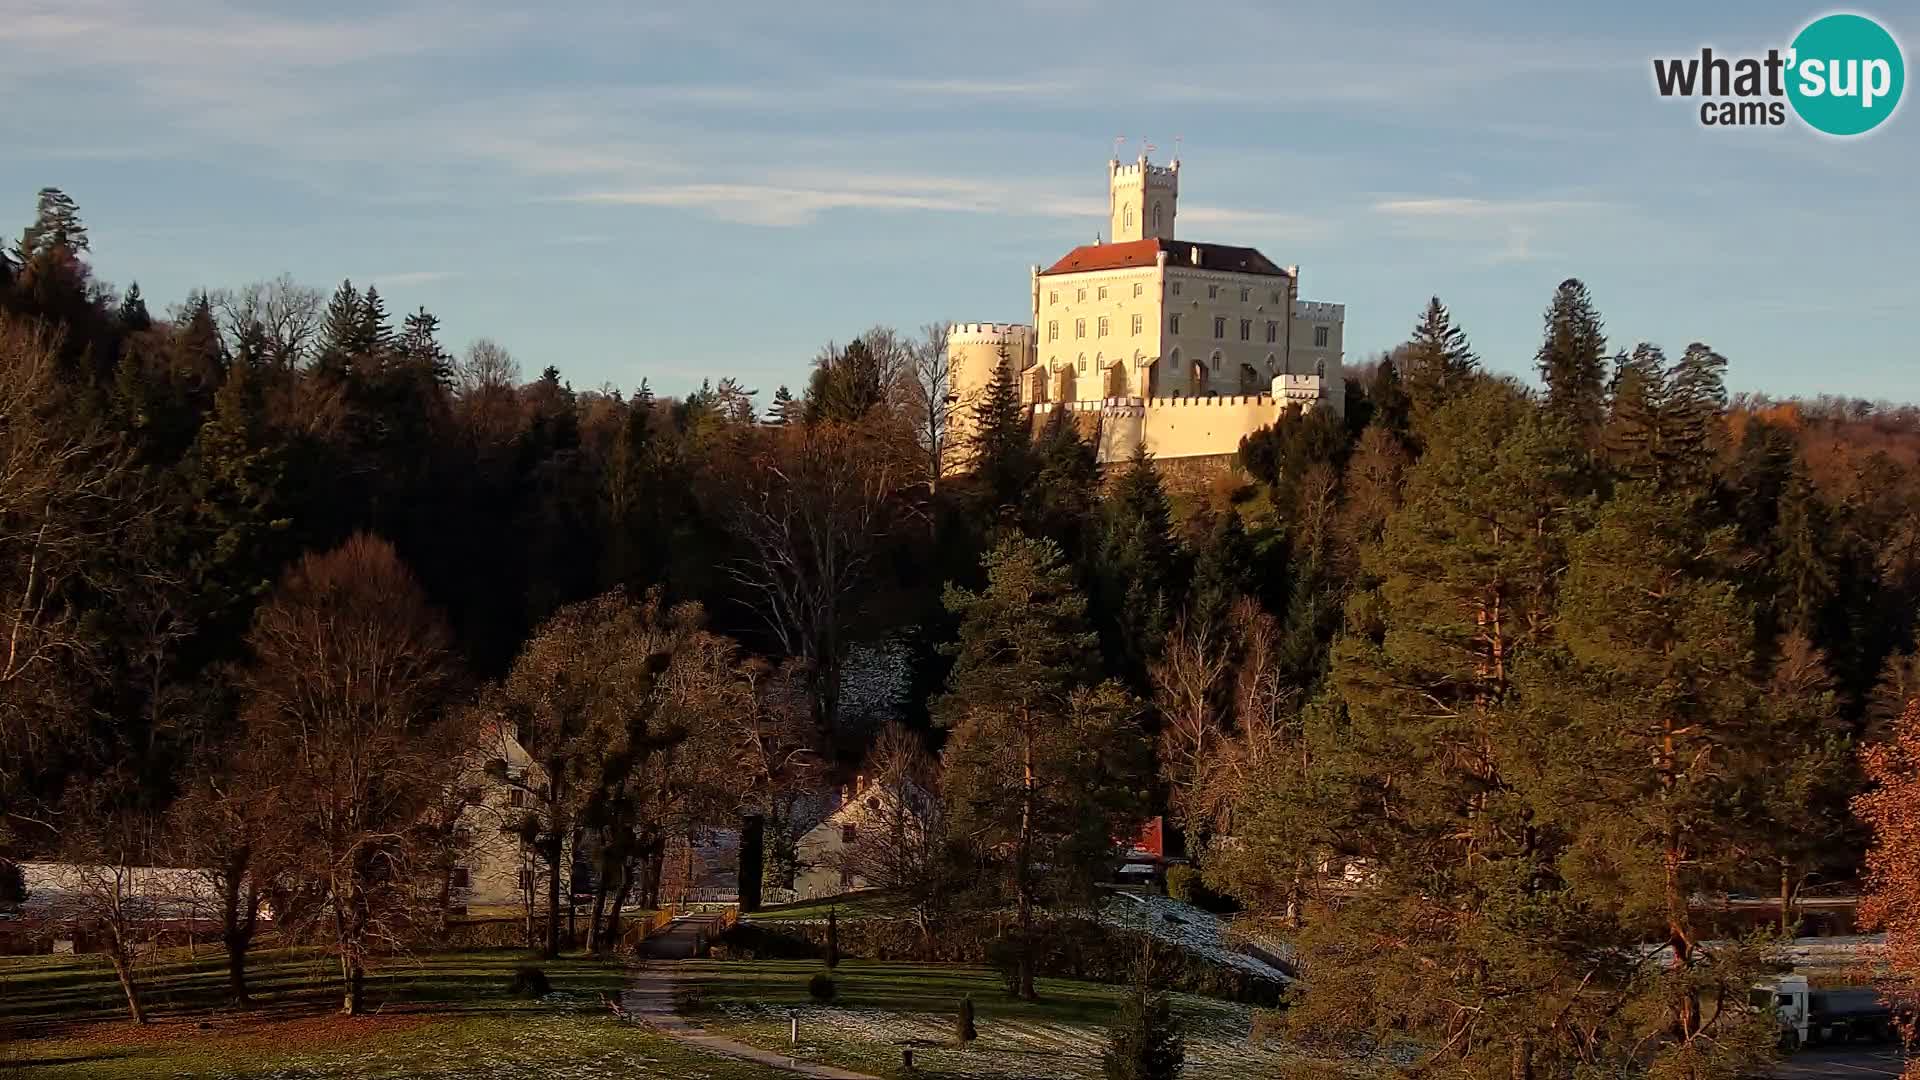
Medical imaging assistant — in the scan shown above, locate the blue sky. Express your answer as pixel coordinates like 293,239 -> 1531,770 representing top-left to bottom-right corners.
2,0 -> 1914,402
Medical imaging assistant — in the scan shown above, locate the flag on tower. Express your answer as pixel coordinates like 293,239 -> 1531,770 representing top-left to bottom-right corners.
1143,141 -> 1157,154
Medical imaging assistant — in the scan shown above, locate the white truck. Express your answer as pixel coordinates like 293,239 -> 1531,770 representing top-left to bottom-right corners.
1752,975 -> 1899,1050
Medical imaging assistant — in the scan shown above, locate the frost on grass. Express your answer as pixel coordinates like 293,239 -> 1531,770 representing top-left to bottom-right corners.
698,998 -> 1302,1080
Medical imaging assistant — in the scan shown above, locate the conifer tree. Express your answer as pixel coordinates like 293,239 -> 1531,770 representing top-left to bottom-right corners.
1095,446 -> 1184,690
1398,297 -> 1479,433
937,536 -> 1148,1000
1023,408 -> 1100,552
1603,343 -> 1727,491
968,360 -> 1032,508
768,385 -> 798,426
186,357 -> 291,637
356,286 -> 393,358
1535,278 -> 1607,437
118,282 -> 152,333
1771,456 -> 1839,642
1103,954 -> 1185,1080
1272,382 -> 1609,1080
313,280 -> 364,384
18,187 -> 88,257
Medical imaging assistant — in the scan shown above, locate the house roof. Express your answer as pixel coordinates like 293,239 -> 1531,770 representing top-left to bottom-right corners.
1039,238 -> 1292,278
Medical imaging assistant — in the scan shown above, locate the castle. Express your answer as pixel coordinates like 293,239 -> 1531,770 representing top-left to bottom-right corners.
948,155 -> 1345,471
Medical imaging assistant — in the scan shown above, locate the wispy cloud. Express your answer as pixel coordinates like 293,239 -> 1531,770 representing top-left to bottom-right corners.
368,271 -> 462,288
1373,197 -> 1604,217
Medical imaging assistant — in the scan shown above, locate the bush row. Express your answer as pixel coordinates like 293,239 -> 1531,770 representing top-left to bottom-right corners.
714,914 -> 1282,1006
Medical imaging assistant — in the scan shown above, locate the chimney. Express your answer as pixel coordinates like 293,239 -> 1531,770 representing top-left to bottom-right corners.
1189,245 -> 1201,266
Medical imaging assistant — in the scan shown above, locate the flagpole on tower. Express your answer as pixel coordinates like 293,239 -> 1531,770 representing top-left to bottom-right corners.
1173,134 -> 1182,163
1112,135 -> 1125,161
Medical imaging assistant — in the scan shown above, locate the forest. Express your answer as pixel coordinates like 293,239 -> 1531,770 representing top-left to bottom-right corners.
5,184 -> 1920,1076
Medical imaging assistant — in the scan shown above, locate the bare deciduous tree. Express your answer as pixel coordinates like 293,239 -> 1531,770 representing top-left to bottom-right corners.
900,323 -> 955,492
242,533 -> 465,1015
208,275 -> 323,368
724,420 -> 914,736
828,722 -> 948,940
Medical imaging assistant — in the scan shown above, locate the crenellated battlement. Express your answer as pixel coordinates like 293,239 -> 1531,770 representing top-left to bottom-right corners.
949,322 -> 1035,343
1109,159 -> 1179,182
1293,300 -> 1345,322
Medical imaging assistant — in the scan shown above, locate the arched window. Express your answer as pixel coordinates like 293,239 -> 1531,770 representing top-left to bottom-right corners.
1264,352 -> 1279,377
1316,359 -> 1326,377
1123,203 -> 1133,230
1078,353 -> 1087,374
1210,349 -> 1224,372
1152,202 -> 1162,230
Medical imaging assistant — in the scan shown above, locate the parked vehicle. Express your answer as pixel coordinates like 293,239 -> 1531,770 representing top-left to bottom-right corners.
1752,975 -> 1900,1050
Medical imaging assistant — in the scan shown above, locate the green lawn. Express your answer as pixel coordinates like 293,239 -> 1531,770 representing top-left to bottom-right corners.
0,947 -> 785,1079
673,959 -> 1310,1080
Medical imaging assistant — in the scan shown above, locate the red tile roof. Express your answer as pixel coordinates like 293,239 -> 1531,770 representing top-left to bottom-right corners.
1039,238 -> 1292,278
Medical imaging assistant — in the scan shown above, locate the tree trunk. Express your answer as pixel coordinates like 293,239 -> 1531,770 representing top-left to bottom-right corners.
109,946 -> 147,1025
1017,726 -> 1037,1002
1780,863 -> 1796,937
605,858 -> 634,949
340,955 -> 365,1016
586,862 -> 610,955
545,844 -> 562,959
221,864 -> 256,1008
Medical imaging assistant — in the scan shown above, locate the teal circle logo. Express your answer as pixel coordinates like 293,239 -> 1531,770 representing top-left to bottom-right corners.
1787,13 -> 1905,136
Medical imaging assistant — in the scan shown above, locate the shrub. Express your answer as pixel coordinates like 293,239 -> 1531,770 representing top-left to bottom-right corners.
984,933 -> 1025,996
1164,865 -> 1198,904
507,965 -> 551,998
1103,968 -> 1185,1080
957,994 -> 978,1043
808,971 -> 837,1002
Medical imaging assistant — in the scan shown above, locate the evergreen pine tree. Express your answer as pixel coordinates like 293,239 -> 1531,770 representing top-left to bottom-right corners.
769,385 -> 799,426
1772,456 -> 1839,642
1102,956 -> 1184,1080
356,286 -> 393,359
186,357 -> 292,637
1023,408 -> 1100,551
1095,446 -> 1184,690
1398,297 -> 1479,432
937,536 -> 1148,1001
313,280 -> 364,384
119,282 -> 152,333
19,187 -> 89,257
969,360 -> 1033,508
1535,278 -> 1607,437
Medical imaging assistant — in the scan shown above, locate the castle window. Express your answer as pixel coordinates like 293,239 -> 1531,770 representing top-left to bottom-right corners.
1132,283 -> 1143,298
1048,320 -> 1058,342
1076,318 -> 1086,339
1123,203 -> 1133,230
1097,316 -> 1110,338
1239,318 -> 1252,341
1077,288 -> 1086,302
1271,290 -> 1282,304
1208,284 -> 1219,300
1213,316 -> 1226,339
1266,320 -> 1278,344
1169,314 -> 1181,334
1316,360 -> 1326,377
1097,286 -> 1108,300
1171,281 -> 1182,297
1210,350 -> 1223,371
1239,288 -> 1250,302
1152,202 -> 1162,230
1078,354 -> 1087,373
1315,325 -> 1330,348
1131,314 -> 1142,335
1049,291 -> 1058,304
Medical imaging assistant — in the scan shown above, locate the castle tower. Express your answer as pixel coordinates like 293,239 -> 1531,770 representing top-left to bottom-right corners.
943,322 -> 1037,475
1109,155 -> 1178,242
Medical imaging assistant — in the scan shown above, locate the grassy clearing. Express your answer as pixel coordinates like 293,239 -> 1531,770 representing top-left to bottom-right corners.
674,959 -> 1306,1080
0,948 -> 783,1079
